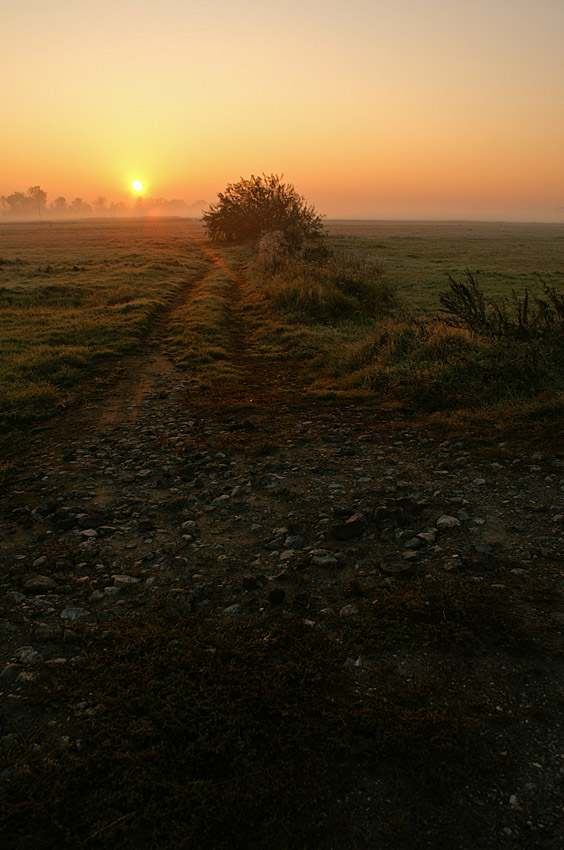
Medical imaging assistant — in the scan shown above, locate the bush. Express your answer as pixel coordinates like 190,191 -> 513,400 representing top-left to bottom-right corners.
439,271 -> 564,341
202,174 -> 324,251
256,249 -> 394,324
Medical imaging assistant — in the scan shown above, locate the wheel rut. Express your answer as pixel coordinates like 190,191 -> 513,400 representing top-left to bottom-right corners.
52,261 -> 214,436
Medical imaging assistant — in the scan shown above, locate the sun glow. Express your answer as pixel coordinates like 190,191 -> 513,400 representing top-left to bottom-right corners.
132,180 -> 143,192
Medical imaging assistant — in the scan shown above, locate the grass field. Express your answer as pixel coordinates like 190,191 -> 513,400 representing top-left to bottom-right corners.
0,218 -> 207,442
2,217 -> 564,849
1,217 -> 564,451
325,220 -> 564,313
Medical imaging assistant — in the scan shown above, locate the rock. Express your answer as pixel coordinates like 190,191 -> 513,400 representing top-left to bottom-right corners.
373,505 -> 402,528
284,534 -> 304,549
22,574 -> 58,594
60,608 -> 91,622
378,556 -> 415,577
79,511 -> 111,529
138,518 -> 155,533
112,574 -> 141,587
417,529 -> 438,544
339,604 -> 360,619
33,625 -> 58,642
260,473 -> 284,489
331,512 -> 367,541
88,590 -> 105,603
16,671 -> 36,683
310,550 -> 339,568
403,537 -> 424,550
436,515 -> 461,531
63,629 -> 81,644
32,556 -> 48,568
0,664 -> 21,681
14,646 -> 42,664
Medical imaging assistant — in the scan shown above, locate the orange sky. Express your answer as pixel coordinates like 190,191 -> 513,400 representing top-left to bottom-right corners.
2,0 -> 564,221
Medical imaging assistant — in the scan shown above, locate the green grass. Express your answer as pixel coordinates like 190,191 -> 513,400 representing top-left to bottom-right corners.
237,226 -> 564,446
325,220 -> 564,313
2,218 -> 564,453
163,258 -> 242,381
256,250 -> 394,324
0,219 -> 207,442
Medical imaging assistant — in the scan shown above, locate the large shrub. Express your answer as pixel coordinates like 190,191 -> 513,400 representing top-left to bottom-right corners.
202,174 -> 324,251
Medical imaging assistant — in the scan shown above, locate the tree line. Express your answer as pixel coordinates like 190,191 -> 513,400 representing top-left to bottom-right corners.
0,187 -> 205,219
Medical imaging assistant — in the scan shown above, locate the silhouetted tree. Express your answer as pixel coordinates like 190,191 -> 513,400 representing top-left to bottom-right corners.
2,191 -> 34,216
50,196 -> 68,213
27,186 -> 47,217
202,174 -> 324,251
70,197 -> 92,214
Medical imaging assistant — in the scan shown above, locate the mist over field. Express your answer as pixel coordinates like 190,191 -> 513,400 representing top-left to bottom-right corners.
0,188 -> 207,220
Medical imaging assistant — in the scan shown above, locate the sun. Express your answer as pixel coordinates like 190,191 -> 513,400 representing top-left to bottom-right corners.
132,180 -> 143,192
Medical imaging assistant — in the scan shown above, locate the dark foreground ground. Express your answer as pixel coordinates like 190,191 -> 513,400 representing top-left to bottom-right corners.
2,296 -> 564,848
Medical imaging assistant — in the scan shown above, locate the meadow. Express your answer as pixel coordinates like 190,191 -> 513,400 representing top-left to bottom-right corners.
2,216 -> 564,849
1,216 -> 564,452
0,218 -> 207,444
325,219 -> 564,312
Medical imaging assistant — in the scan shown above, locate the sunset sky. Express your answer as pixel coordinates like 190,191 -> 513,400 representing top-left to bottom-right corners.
3,0 -> 564,221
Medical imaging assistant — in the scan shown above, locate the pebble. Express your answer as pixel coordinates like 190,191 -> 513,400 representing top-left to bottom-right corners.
2,342 -> 564,805
436,515 -> 462,531
112,575 -> 141,587
60,608 -> 91,622
339,604 -> 360,619
22,575 -> 58,594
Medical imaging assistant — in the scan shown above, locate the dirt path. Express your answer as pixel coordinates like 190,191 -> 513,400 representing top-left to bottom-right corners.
2,254 -> 564,848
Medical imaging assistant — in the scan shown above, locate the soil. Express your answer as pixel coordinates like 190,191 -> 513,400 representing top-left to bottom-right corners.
2,270 -> 564,849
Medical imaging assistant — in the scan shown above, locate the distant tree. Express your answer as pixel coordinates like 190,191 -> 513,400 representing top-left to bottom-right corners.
27,186 -> 47,217
3,191 -> 34,216
93,196 -> 106,213
202,174 -> 324,251
50,196 -> 68,213
70,197 -> 92,215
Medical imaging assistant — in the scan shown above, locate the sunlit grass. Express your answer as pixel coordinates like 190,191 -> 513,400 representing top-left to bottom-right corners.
1,218 -> 564,453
